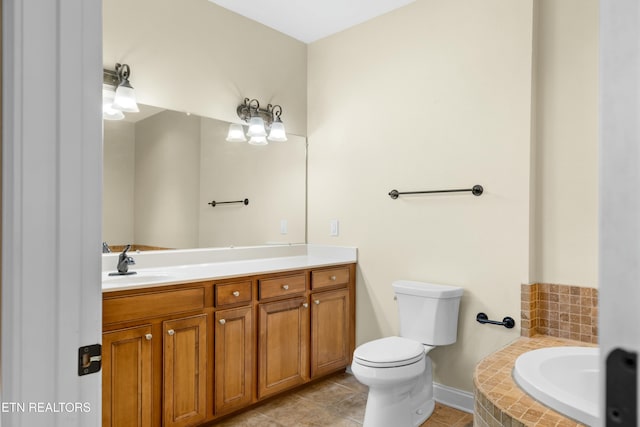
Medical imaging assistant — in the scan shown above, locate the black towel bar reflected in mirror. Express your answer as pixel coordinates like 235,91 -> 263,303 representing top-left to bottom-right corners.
208,198 -> 249,207
389,185 -> 483,199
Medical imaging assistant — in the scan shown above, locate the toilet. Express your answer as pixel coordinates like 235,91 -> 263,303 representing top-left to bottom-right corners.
351,280 -> 463,427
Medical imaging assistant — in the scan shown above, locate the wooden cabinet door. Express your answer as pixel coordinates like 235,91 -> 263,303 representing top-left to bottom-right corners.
163,314 -> 207,427
258,297 -> 309,398
214,306 -> 253,414
311,288 -> 350,378
102,325 -> 153,427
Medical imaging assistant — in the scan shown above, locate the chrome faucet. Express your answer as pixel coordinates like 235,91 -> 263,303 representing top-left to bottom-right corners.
102,241 -> 111,253
116,244 -> 136,275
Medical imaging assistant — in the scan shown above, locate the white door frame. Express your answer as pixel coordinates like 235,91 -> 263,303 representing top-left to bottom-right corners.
2,1 -> 102,426
600,1 -> 640,426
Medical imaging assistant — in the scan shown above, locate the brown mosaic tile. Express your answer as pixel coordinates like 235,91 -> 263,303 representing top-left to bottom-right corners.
520,283 -> 598,344
473,336 -> 595,427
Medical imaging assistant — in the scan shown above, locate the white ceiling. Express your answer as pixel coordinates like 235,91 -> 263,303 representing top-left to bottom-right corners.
209,0 -> 416,44
122,104 -> 165,123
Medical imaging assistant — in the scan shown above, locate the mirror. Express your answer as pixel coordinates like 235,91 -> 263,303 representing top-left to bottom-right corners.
103,105 -> 306,251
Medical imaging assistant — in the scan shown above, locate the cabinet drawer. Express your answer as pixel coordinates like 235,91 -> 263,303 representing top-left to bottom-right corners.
311,267 -> 350,290
103,288 -> 205,325
216,280 -> 252,307
259,274 -> 306,300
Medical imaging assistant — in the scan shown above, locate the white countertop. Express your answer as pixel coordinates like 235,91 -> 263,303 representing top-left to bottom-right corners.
102,244 -> 357,292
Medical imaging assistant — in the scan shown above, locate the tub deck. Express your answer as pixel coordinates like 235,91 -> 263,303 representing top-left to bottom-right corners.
473,336 -> 596,427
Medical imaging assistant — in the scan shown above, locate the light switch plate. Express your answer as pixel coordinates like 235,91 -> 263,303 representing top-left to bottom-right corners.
330,219 -> 339,236
280,219 -> 288,235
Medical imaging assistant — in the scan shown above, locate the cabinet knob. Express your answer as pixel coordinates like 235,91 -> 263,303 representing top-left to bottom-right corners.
145,333 -> 152,341
219,319 -> 226,325
330,275 -> 337,281
232,291 -> 240,297
167,329 -> 175,336
314,300 -> 320,305
282,284 -> 289,291
302,303 -> 309,308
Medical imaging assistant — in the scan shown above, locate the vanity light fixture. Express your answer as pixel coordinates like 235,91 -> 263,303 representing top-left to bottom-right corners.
102,85 -> 125,121
267,105 -> 287,142
225,123 -> 247,142
226,98 -> 287,144
102,63 -> 140,120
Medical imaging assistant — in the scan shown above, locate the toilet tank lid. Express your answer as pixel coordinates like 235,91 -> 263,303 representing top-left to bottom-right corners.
392,280 -> 463,298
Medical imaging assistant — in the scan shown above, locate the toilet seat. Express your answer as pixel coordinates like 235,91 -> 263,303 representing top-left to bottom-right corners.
354,336 -> 426,368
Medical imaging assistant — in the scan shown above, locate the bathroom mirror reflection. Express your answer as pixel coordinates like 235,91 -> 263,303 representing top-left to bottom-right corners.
103,105 -> 307,251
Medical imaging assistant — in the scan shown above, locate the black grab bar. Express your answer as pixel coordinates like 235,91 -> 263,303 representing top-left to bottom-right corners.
476,312 -> 515,329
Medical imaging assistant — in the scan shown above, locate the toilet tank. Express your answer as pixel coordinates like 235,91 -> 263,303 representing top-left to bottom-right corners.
392,280 -> 463,346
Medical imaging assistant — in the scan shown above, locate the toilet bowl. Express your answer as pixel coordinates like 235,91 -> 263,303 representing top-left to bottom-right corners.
352,336 -> 436,427
351,281 -> 463,427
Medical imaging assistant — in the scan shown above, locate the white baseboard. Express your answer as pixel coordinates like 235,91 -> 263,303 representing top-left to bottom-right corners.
433,383 -> 474,413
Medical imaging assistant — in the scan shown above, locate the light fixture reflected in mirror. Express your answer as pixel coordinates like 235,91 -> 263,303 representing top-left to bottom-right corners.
226,123 -> 247,142
102,63 -> 140,120
247,116 -> 267,138
102,85 -> 125,121
248,135 -> 268,146
228,98 -> 287,145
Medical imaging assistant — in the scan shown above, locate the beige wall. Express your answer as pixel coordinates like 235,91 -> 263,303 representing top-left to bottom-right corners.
103,120 -> 135,245
103,0 -> 307,135
531,0 -> 598,287
135,111 -> 201,249
308,0 -> 534,391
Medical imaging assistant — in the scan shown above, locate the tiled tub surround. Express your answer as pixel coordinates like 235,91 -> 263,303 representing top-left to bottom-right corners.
474,336 -> 595,427
520,284 -> 598,344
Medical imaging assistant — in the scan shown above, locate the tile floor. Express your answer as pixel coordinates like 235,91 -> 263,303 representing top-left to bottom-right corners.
213,372 -> 473,426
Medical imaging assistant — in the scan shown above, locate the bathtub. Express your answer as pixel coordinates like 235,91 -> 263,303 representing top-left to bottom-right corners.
513,346 -> 599,426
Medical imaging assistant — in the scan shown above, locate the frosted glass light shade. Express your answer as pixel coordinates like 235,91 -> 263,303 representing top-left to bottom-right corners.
248,135 -> 268,146
102,86 -> 124,120
103,107 -> 125,121
267,121 -> 287,142
113,82 -> 139,113
226,123 -> 247,142
246,116 -> 267,137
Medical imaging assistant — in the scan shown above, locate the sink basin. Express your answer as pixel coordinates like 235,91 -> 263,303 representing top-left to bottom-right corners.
102,271 -> 176,285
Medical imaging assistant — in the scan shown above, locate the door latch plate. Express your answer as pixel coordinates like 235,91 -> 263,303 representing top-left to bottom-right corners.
606,348 -> 637,426
78,344 -> 102,376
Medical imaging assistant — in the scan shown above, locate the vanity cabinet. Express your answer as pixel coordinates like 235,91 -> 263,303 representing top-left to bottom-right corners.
102,263 -> 355,426
102,285 -> 208,427
102,313 -> 208,427
258,296 -> 310,398
163,315 -> 208,427
102,325 -> 153,427
310,288 -> 351,378
214,306 -> 253,414
309,266 -> 354,378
